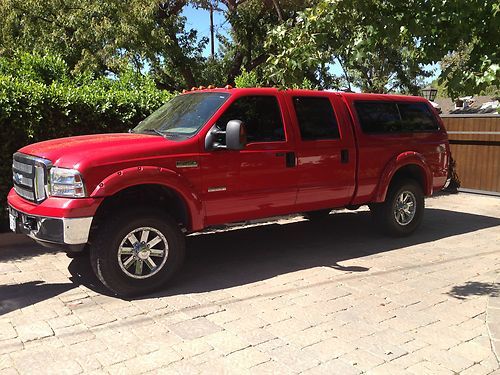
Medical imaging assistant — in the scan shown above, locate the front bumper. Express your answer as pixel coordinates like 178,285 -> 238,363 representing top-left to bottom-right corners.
9,205 -> 92,252
7,188 -> 98,252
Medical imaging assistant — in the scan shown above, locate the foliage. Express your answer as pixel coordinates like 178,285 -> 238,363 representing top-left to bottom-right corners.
428,0 -> 500,99
264,0 -> 499,94
0,0 -> 208,89
0,52 -> 69,84
234,68 -> 261,88
264,0 -> 433,93
0,0 -> 312,90
1,0 -> 498,94
0,53 -> 173,220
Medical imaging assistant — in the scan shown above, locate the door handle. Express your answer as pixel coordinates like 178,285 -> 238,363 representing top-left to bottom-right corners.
341,149 -> 349,163
286,152 -> 296,168
274,152 -> 295,167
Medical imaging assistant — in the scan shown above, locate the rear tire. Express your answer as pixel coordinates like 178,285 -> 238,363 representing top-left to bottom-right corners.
90,207 -> 185,297
370,179 -> 424,236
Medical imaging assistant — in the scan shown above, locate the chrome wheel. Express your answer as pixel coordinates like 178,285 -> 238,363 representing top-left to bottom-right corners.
117,227 -> 169,279
393,190 -> 416,226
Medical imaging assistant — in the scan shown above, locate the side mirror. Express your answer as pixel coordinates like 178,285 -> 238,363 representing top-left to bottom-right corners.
205,120 -> 247,151
226,120 -> 247,150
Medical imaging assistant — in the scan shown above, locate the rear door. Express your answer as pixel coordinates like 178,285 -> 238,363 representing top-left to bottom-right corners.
284,92 -> 356,211
202,93 -> 298,225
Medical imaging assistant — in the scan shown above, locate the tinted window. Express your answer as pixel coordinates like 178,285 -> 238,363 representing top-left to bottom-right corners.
355,102 -> 401,133
399,102 -> 439,131
216,96 -> 285,142
293,97 -> 340,140
356,101 -> 438,133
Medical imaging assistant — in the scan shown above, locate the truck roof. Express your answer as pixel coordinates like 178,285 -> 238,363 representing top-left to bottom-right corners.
181,87 -> 429,103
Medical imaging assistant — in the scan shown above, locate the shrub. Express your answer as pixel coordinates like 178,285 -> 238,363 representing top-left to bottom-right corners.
234,68 -> 261,88
0,53 -> 173,227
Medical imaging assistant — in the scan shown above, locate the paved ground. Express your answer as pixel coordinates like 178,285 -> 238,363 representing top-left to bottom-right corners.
0,193 -> 499,375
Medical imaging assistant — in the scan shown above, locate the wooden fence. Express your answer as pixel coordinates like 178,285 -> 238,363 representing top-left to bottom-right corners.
441,114 -> 500,194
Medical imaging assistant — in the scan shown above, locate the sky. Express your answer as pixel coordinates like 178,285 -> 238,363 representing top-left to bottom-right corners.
181,4 -> 440,87
182,5 -> 227,56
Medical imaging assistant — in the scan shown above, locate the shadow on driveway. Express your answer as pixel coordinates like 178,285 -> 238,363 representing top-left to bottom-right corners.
0,257 -> 106,315
0,208 -> 499,311
448,281 -> 499,300
158,208 -> 499,297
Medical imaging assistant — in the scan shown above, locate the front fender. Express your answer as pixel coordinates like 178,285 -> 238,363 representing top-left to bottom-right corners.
374,152 -> 433,202
90,166 -> 204,231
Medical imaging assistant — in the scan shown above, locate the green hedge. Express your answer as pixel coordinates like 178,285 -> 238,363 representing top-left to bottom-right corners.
0,54 -> 173,228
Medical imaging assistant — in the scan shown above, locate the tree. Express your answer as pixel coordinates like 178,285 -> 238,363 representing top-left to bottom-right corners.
0,0 -> 313,89
1,0 -> 496,93
264,0 -> 499,94
0,0 -> 209,90
417,0 -> 499,98
266,0 -> 435,92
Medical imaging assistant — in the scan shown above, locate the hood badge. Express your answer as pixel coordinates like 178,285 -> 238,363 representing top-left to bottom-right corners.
176,160 -> 198,168
208,186 -> 226,192
13,172 -> 23,184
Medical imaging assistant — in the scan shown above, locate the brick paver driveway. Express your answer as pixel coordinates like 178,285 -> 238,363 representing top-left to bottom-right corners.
1,193 -> 499,374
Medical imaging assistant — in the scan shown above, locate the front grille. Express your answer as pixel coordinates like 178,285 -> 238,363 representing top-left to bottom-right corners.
14,185 -> 35,200
12,153 -> 51,203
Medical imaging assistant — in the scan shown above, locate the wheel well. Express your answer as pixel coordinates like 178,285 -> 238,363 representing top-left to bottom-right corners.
91,184 -> 190,236
389,164 -> 427,193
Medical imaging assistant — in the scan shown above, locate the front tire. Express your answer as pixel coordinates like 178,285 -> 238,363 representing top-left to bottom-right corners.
90,207 -> 185,297
370,179 -> 424,236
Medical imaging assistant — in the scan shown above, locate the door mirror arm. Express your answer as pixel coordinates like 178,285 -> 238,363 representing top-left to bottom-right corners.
205,126 -> 227,151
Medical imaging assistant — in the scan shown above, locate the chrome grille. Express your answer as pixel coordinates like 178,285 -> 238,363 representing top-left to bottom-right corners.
14,185 -> 35,200
13,160 -> 33,174
12,153 -> 51,203
13,171 -> 33,187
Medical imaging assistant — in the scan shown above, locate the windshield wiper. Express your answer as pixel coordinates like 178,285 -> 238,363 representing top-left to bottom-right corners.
163,132 -> 186,139
140,128 -> 167,137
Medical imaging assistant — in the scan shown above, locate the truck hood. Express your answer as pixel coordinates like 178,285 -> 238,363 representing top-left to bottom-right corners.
19,133 -> 179,170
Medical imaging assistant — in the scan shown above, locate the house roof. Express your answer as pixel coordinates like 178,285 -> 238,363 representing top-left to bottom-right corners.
434,95 -> 499,114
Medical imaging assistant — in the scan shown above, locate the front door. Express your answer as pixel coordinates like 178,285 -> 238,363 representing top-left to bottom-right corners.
201,94 -> 298,225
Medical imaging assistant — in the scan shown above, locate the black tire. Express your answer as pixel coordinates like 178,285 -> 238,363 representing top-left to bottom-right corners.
370,178 -> 424,236
90,207 -> 185,297
66,248 -> 89,259
304,209 -> 332,221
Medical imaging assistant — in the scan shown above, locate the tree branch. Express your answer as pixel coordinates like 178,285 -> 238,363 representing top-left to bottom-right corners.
226,50 -> 244,84
245,53 -> 268,71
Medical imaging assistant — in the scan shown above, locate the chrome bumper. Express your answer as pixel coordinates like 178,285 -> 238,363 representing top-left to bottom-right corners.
9,206 -> 92,248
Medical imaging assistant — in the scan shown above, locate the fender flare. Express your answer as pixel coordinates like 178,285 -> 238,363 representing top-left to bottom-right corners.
374,152 -> 433,202
90,166 -> 204,231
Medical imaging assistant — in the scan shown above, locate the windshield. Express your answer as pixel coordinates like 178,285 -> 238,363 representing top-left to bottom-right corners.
133,92 -> 230,139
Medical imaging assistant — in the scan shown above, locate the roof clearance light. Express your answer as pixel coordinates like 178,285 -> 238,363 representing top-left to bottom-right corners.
199,85 -> 206,90
191,86 -> 198,91
182,89 -> 188,93
208,85 -> 215,89
224,84 -> 233,89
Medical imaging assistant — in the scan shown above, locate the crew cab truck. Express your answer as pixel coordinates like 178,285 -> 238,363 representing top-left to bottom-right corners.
8,88 -> 450,296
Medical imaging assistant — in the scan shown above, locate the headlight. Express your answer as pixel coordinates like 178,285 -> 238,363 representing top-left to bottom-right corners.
49,167 -> 86,198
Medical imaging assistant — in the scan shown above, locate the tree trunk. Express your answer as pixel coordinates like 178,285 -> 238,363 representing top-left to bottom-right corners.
227,50 -> 244,85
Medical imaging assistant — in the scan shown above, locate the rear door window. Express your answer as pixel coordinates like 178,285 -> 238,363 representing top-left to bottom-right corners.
355,102 -> 401,133
293,96 -> 340,140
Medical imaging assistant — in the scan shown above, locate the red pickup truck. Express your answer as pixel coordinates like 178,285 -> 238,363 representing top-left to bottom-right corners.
8,88 -> 450,296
